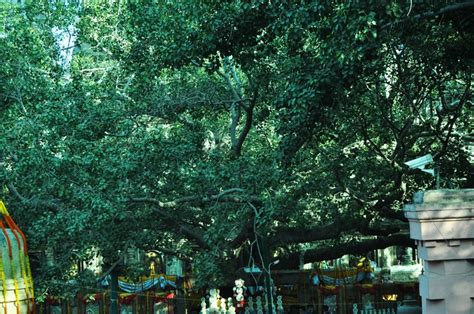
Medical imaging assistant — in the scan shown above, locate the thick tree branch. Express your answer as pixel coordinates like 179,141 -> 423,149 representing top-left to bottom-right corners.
7,183 -> 61,213
128,189 -> 263,250
230,216 -> 254,248
391,117 -> 414,162
382,1 -> 474,29
219,57 -> 244,151
358,117 -> 398,168
371,188 -> 407,222
128,188 -> 261,208
271,215 -> 404,248
278,233 -> 413,269
434,78 -> 471,159
179,225 -> 210,250
272,221 -> 347,246
98,256 -> 124,281
408,1 -> 474,20
138,204 -> 211,250
306,233 -> 413,262
230,101 -> 240,147
219,57 -> 243,102
232,90 -> 257,157
217,56 -> 257,158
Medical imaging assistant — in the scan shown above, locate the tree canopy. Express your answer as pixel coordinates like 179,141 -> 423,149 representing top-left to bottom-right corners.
0,0 -> 472,294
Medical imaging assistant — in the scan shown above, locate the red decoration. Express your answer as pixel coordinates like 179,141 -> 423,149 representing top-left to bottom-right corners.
119,294 -> 136,305
318,285 -> 341,295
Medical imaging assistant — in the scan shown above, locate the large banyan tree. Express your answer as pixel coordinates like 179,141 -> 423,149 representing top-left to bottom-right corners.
0,0 -> 472,291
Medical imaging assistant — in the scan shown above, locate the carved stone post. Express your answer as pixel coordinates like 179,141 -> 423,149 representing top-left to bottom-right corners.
404,189 -> 474,314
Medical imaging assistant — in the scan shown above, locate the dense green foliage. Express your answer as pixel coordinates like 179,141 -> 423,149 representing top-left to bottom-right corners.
0,1 -> 472,295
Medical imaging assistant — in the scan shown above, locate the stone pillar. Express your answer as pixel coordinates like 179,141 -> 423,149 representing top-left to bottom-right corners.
404,189 -> 474,314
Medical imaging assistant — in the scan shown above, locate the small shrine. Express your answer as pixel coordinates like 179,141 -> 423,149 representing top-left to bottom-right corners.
0,200 -> 35,313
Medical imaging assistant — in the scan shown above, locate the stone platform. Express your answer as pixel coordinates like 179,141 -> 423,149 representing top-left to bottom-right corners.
404,189 -> 474,314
